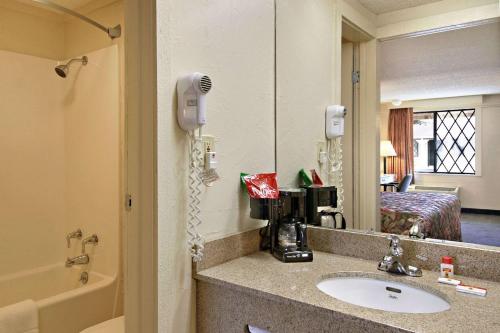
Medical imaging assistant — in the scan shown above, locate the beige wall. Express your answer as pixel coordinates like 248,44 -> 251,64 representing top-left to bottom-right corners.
156,0 -> 275,331
0,0 -> 123,60
276,0 -> 336,186
63,46 -> 120,277
0,0 -> 64,59
63,2 -> 124,309
380,95 -> 500,210
358,38 -> 380,231
0,45 -> 119,277
276,0 -> 379,230
0,50 -> 65,275
0,0 -> 122,319
376,0 -> 499,39
64,0 -> 123,59
0,0 -> 122,307
340,0 -> 377,36
275,0 -> 378,190
341,41 -> 355,227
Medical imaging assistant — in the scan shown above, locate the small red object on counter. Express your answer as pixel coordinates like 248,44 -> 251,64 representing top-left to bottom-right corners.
243,173 -> 279,199
310,169 -> 323,186
440,256 -> 454,278
442,256 -> 453,265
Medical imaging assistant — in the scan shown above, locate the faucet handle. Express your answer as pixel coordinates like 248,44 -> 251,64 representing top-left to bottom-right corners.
82,234 -> 99,254
387,234 -> 400,246
66,229 -> 83,248
387,235 -> 403,257
409,219 -> 426,239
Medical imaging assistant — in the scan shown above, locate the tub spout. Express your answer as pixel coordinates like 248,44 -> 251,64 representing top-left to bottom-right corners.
66,254 -> 89,267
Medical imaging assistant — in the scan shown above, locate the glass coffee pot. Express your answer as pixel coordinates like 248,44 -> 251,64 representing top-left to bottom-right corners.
278,218 -> 298,251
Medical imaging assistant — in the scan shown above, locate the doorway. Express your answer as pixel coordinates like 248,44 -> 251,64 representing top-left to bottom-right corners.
340,19 -> 374,230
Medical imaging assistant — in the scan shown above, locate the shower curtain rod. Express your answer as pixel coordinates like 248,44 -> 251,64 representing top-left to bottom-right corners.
32,0 -> 121,39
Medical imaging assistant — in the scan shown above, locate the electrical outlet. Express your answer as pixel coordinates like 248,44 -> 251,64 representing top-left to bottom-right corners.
317,141 -> 327,164
202,135 -> 217,171
202,135 -> 216,153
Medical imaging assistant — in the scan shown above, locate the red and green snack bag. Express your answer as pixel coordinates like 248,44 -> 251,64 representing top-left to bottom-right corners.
243,173 -> 279,199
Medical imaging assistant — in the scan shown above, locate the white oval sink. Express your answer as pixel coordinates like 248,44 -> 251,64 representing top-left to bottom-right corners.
317,276 -> 450,313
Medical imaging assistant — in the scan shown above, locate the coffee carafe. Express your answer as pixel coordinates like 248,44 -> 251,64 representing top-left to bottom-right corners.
277,217 -> 309,251
277,218 -> 298,251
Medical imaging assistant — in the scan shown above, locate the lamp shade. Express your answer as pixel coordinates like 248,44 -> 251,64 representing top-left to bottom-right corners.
380,140 -> 397,157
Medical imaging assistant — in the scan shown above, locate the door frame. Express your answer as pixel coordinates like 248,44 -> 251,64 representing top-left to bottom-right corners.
124,0 -> 158,332
335,11 -> 380,232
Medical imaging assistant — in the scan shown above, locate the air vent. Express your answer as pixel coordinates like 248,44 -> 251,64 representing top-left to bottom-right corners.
199,75 -> 212,93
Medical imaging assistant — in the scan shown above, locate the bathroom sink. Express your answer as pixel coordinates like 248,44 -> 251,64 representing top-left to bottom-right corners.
317,275 -> 450,313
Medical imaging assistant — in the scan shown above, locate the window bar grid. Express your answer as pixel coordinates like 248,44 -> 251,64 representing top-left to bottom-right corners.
433,109 -> 475,174
416,109 -> 475,175
433,112 -> 437,173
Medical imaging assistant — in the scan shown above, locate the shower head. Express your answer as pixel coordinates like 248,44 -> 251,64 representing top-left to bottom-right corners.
55,65 -> 68,78
55,56 -> 88,78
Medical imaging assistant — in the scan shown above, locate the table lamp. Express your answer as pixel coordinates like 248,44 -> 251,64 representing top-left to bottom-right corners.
380,140 -> 397,174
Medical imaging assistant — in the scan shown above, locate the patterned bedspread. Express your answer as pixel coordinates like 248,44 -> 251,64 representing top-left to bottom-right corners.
381,192 -> 462,241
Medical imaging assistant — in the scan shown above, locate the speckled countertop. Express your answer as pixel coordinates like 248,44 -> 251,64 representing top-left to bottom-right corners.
196,251 -> 500,333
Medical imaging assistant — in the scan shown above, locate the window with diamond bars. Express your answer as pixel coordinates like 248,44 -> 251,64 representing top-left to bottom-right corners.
413,109 -> 476,174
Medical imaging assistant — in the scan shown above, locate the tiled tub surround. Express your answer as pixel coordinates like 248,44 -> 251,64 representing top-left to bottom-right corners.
196,251 -> 500,333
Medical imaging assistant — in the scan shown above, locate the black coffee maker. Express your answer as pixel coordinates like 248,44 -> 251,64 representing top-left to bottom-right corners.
250,188 -> 313,263
302,185 -> 345,229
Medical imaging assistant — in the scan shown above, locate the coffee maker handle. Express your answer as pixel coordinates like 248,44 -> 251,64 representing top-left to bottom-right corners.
296,223 -> 307,251
334,212 -> 346,229
301,224 -> 308,251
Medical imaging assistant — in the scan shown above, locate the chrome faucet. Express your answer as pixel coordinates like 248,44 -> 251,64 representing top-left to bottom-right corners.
66,229 -> 82,248
66,254 -> 89,267
409,219 -> 426,239
82,234 -> 99,254
378,235 -> 422,277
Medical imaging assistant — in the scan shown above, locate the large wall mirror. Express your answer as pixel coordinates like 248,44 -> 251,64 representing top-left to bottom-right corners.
275,1 -> 500,249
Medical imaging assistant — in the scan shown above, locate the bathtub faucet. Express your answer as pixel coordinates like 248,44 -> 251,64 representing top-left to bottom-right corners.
66,254 -> 89,267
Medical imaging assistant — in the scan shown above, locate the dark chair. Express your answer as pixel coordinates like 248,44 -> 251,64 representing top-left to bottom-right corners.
396,175 -> 413,192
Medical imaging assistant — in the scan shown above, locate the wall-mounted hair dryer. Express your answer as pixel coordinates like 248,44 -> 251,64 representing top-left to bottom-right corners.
324,104 -> 347,216
177,72 -> 213,131
325,105 -> 346,139
176,72 -> 213,263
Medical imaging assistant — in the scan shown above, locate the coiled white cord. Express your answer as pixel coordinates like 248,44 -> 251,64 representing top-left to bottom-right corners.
327,137 -> 344,213
188,129 -> 205,262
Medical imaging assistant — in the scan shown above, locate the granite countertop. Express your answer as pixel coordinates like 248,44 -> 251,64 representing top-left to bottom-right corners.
196,251 -> 500,333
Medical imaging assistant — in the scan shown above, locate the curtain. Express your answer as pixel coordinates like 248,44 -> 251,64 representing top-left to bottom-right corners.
388,108 -> 414,182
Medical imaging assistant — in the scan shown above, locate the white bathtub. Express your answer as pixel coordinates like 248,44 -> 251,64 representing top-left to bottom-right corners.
0,264 -> 118,333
